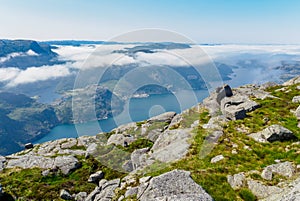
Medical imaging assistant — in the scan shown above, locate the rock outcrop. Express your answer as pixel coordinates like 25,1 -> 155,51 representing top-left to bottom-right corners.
248,124 -> 296,143
138,170 -> 213,201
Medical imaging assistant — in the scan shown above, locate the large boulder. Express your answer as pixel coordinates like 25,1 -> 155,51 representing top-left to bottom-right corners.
6,155 -> 80,175
150,128 -> 192,163
147,111 -> 176,124
131,148 -> 150,170
107,134 -> 135,147
138,170 -> 213,201
248,125 -> 296,143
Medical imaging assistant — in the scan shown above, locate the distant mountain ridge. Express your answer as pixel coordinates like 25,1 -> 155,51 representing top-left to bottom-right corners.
0,39 -> 63,69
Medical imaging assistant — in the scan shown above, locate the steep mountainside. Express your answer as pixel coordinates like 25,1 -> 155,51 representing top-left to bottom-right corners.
0,77 -> 299,200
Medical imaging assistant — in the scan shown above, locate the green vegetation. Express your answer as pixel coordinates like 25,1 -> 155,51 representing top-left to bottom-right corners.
0,157 -> 125,201
144,84 -> 300,200
0,84 -> 299,200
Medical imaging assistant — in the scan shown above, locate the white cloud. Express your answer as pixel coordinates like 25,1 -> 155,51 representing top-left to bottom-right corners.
1,65 -> 71,87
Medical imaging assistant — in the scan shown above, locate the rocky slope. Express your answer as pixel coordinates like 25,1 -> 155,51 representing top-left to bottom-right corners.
0,76 -> 299,200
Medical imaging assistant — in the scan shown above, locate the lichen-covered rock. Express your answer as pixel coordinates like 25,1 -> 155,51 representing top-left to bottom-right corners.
94,179 -> 120,201
147,111 -> 176,124
247,179 -> 282,199
107,134 -> 135,147
138,170 -> 213,201
248,125 -> 296,143
150,128 -> 192,163
131,148 -> 150,170
6,155 -> 80,175
227,173 -> 246,189
261,162 -> 295,180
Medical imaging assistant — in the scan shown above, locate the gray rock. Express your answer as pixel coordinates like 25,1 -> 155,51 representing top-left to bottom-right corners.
221,94 -> 259,120
54,155 -> 81,175
107,134 -> 135,147
210,155 -> 225,163
147,111 -> 176,124
248,125 -> 296,143
113,122 -> 138,134
0,156 -> 6,171
138,170 -> 213,201
122,160 -> 133,172
125,187 -> 138,198
7,155 -> 80,175
94,179 -> 120,201
61,139 -> 77,149
227,173 -> 246,189
85,143 -> 98,158
295,105 -> 300,119
223,106 -> 247,120
283,76 -> 300,86
262,166 -> 273,180
292,96 -> 300,103
261,162 -> 295,180
60,189 -> 73,200
85,186 -> 100,201
147,128 -> 163,142
247,179 -> 282,199
150,128 -> 192,163
131,148 -> 150,170
88,171 -> 104,183
168,114 -> 183,129
216,84 -> 233,104
74,192 -> 87,201
25,143 -> 34,149
297,86 -> 300,90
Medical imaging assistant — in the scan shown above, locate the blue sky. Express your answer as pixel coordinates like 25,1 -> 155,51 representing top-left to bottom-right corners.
0,0 -> 300,43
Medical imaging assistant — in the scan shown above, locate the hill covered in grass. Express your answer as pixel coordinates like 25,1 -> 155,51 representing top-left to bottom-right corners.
0,77 -> 299,201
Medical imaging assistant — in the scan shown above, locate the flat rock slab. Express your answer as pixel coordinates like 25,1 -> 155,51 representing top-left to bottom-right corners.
138,170 -> 213,201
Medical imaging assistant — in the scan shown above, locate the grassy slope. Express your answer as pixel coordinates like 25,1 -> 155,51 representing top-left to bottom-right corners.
0,84 -> 299,201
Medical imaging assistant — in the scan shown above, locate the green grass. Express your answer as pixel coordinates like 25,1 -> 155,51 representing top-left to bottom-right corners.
0,157 -> 125,200
144,84 -> 300,200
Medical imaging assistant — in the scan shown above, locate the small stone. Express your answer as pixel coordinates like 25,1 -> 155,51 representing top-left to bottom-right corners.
88,171 -> 104,183
231,149 -> 238,154
60,189 -> 73,200
211,155 -> 225,163
42,169 -> 51,177
232,143 -> 238,148
243,145 -> 252,150
25,143 -> 34,149
275,159 -> 281,163
292,96 -> 300,103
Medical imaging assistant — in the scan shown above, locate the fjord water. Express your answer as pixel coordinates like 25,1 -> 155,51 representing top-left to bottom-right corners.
34,90 -> 209,144
34,65 -> 283,144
